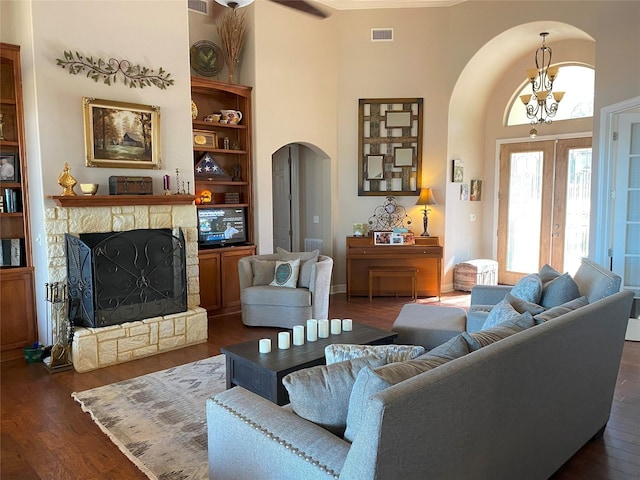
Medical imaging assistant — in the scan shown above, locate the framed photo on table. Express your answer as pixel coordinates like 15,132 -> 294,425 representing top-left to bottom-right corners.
373,231 -> 392,245
83,97 -> 161,169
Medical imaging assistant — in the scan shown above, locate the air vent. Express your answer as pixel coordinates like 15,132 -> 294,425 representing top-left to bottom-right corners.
188,0 -> 209,15
371,28 -> 394,42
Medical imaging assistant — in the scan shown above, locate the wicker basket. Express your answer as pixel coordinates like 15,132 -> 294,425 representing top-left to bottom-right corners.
453,259 -> 498,292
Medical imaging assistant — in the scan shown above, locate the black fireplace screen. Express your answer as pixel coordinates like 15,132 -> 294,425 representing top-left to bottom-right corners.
66,228 -> 187,328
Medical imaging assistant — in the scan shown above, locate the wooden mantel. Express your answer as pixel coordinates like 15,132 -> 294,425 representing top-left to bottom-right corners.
48,195 -> 197,207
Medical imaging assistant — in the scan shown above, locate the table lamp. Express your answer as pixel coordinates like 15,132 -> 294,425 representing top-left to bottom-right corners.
416,187 -> 437,236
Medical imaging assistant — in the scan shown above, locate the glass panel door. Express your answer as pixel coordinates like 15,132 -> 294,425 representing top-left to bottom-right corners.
498,138 -> 591,284
613,114 -> 640,296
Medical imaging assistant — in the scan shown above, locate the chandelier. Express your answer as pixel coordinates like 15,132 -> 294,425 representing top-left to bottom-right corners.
520,32 -> 565,137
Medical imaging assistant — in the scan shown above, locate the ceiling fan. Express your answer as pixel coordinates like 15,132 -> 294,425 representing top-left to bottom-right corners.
214,0 -> 329,19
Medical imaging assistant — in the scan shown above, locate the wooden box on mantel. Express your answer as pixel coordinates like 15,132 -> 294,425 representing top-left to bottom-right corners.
453,259 -> 498,292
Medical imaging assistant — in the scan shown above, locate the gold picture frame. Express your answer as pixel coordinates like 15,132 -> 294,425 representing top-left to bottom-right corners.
83,97 -> 161,169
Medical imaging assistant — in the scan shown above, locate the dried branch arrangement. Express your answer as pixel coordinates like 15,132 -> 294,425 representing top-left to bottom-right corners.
217,9 -> 247,83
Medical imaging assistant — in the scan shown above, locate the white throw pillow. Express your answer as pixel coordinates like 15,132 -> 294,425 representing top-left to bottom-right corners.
325,344 -> 425,365
276,247 -> 319,288
269,258 -> 300,288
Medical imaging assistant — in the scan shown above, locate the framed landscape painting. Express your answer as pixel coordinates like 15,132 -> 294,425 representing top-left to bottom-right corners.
83,97 -> 161,169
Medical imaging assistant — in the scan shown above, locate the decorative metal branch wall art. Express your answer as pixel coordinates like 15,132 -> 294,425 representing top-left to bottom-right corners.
56,51 -> 174,89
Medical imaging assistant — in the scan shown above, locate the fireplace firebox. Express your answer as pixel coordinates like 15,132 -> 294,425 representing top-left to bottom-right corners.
65,228 -> 187,328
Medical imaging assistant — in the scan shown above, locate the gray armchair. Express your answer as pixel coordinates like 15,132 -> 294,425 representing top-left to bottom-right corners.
238,252 -> 333,328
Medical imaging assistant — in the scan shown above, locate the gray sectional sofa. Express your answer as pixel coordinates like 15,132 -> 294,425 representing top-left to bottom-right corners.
206,260 -> 633,480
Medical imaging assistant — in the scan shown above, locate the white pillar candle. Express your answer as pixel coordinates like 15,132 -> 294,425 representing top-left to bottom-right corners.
278,331 -> 291,349
259,338 -> 271,353
331,318 -> 342,335
318,319 -> 330,338
293,325 -> 305,346
306,319 -> 318,342
342,319 -> 353,331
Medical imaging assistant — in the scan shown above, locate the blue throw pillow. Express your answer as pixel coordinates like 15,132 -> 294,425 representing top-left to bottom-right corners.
510,273 -> 543,303
482,298 -> 521,330
539,264 -> 561,285
540,272 -> 580,308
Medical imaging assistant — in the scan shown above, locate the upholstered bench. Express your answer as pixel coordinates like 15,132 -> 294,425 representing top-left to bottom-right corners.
392,304 -> 467,350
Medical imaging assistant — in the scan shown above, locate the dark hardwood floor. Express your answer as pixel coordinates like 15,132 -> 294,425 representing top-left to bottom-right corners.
1,292 -> 639,479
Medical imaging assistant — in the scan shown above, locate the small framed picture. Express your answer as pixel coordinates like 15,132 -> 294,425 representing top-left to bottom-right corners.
366,154 -> 385,180
394,147 -> 414,167
390,233 -> 404,245
0,152 -> 19,183
460,183 -> 469,201
470,179 -> 483,201
452,159 -> 464,183
192,130 -> 218,149
385,110 -> 412,128
374,231 -> 392,245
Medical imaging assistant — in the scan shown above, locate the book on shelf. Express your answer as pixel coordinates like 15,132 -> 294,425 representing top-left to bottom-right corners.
2,188 -> 20,213
0,238 -> 23,266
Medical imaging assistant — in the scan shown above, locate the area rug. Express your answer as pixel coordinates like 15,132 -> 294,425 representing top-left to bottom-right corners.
72,355 -> 227,480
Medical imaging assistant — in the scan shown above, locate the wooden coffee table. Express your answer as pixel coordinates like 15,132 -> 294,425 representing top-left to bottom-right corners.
221,323 -> 398,405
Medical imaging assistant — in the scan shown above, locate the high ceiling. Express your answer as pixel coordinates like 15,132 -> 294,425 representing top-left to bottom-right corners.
315,0 -> 466,9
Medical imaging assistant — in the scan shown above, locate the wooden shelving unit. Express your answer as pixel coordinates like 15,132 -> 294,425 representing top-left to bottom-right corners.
1,43 -> 37,356
190,77 -> 255,317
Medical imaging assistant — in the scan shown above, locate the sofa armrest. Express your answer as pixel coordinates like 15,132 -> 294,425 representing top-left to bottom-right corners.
470,284 -> 512,306
207,387 -> 349,480
310,256 -> 333,318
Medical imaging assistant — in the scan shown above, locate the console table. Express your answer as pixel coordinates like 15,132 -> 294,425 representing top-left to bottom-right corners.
347,236 -> 442,300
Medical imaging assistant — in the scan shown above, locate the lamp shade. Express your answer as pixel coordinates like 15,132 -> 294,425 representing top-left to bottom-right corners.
416,187 -> 437,206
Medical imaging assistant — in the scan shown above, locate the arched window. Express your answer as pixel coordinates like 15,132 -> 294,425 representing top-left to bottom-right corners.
507,65 -> 594,126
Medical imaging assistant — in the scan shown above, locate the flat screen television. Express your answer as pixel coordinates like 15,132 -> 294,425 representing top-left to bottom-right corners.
197,207 -> 248,248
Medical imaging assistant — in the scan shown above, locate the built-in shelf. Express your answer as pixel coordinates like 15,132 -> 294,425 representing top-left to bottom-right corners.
48,194 -> 197,207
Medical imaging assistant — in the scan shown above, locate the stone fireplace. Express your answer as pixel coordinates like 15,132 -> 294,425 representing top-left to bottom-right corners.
44,200 -> 207,372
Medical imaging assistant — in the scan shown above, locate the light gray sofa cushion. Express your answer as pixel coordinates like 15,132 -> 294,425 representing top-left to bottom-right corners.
534,296 -> 589,323
540,272 -> 581,308
242,285 -> 311,307
343,334 -> 472,442
276,247 -> 319,288
282,355 -> 386,436
464,312 -> 535,349
325,344 -> 425,365
503,293 -> 546,316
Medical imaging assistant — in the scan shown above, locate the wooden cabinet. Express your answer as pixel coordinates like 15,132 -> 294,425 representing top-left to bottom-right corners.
199,245 -> 255,316
0,43 -> 37,354
191,78 -> 255,317
346,236 -> 442,300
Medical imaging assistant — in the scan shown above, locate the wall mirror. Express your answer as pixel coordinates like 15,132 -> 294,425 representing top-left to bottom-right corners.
358,97 -> 423,196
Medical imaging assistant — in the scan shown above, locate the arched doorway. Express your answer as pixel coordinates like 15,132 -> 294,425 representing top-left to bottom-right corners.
272,143 -> 332,256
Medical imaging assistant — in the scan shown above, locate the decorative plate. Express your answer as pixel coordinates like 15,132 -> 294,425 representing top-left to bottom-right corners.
190,40 -> 224,77
191,99 -> 198,120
